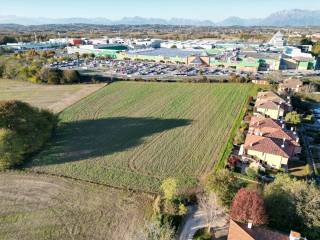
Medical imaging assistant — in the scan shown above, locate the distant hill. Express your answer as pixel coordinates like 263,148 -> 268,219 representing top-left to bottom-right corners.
1,9 -> 320,27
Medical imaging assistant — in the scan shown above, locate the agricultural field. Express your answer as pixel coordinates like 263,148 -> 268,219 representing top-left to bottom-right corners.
0,79 -> 105,113
30,82 -> 256,192
0,172 -> 151,240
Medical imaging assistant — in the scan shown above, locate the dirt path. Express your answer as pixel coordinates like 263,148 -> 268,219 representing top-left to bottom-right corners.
48,83 -> 106,113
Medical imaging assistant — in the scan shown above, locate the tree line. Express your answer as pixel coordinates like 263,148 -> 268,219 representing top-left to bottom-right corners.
0,50 -> 80,84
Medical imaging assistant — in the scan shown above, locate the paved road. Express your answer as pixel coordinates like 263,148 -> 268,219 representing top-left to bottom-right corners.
179,206 -> 228,240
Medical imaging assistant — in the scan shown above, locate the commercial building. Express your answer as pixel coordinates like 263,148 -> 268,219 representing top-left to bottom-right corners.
268,31 -> 286,49
67,45 -> 119,58
280,47 -> 316,70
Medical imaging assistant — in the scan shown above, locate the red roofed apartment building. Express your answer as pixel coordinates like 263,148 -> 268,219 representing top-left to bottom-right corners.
228,220 -> 306,240
240,116 -> 301,170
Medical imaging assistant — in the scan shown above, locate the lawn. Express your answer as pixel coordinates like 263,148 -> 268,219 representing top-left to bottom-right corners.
30,82 -> 256,192
0,172 -> 151,240
0,79 -> 105,113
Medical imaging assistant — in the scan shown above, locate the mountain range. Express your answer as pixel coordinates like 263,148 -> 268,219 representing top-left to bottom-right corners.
1,9 -> 320,27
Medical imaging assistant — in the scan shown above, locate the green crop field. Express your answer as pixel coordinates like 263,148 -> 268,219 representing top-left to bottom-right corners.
30,82 -> 256,192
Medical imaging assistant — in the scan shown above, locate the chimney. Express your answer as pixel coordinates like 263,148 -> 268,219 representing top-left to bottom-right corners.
289,230 -> 302,240
281,138 -> 286,148
291,127 -> 294,131
282,124 -> 285,129
296,137 -> 299,143
248,220 -> 253,229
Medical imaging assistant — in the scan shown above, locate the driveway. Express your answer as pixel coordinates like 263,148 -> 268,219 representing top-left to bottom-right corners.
179,206 -> 228,240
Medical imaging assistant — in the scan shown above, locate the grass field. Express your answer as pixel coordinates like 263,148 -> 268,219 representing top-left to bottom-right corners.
0,172 -> 151,240
30,82 -> 256,192
0,79 -> 105,113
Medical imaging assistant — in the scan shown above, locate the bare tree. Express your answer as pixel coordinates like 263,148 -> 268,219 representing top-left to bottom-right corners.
198,193 -> 227,234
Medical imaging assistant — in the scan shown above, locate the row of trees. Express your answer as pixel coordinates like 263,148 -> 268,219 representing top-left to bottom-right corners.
0,101 -> 57,170
0,50 -> 80,84
206,170 -> 320,239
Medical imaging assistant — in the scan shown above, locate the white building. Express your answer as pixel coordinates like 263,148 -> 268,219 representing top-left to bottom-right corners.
283,47 -> 314,60
269,31 -> 286,48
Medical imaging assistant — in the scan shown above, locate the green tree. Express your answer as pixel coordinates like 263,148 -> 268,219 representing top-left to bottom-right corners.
160,178 -> 177,202
0,36 -> 17,45
205,170 -> 245,207
285,111 -> 301,126
300,37 -> 313,46
264,174 -> 320,239
312,41 -> 320,56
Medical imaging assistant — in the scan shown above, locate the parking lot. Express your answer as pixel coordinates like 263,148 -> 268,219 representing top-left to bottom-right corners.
48,59 -> 255,78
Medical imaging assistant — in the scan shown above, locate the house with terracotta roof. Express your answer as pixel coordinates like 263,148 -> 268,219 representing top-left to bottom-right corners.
279,78 -> 303,93
228,220 -> 306,240
248,116 -> 301,155
255,91 -> 291,120
239,116 -> 301,170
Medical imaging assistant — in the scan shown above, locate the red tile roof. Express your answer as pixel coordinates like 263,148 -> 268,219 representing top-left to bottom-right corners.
228,220 -> 289,240
249,116 -> 300,147
244,134 -> 295,158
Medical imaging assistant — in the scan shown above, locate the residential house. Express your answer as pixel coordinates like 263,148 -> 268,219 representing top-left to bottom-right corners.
228,220 -> 306,240
239,116 -> 301,170
255,91 -> 291,120
252,79 -> 270,85
279,78 -> 303,93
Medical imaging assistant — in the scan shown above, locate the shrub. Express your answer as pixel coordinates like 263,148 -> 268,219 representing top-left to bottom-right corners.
0,100 -> 57,170
246,167 -> 258,180
0,128 -> 24,170
62,70 -> 80,84
161,178 -> 178,202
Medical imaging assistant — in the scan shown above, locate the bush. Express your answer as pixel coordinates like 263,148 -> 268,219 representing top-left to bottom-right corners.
62,70 -> 80,84
0,100 -> 57,170
0,128 -> 24,170
246,167 -> 258,180
193,228 -> 212,240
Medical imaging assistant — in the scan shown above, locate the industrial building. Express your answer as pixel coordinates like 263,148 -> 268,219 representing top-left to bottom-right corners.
280,46 -> 316,70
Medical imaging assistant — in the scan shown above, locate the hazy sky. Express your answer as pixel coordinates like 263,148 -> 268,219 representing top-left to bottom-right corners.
1,0 -> 320,21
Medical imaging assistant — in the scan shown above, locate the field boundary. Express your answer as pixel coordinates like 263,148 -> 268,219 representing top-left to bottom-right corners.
48,83 -> 107,113
24,169 -> 158,196
213,85 -> 257,172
